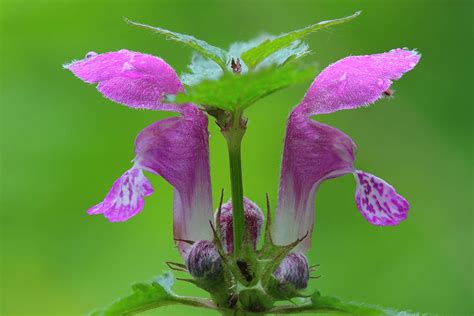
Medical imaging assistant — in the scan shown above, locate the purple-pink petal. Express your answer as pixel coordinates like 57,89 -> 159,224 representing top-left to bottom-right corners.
300,48 -> 420,115
354,170 -> 409,225
134,105 -> 213,256
87,168 -> 153,222
86,105 -> 213,257
64,49 -> 183,112
274,49 -> 419,252
273,107 -> 356,252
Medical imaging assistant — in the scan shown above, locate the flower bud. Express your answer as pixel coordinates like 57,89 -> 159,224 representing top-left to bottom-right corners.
216,197 -> 263,253
185,240 -> 223,281
273,252 -> 309,290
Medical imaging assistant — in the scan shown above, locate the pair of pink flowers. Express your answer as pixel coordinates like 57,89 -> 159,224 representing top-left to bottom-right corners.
65,47 -> 419,260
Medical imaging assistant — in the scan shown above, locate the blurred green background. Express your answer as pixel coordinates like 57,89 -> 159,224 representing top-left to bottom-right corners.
1,0 -> 472,315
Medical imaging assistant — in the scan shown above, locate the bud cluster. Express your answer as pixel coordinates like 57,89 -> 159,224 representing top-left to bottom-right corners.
184,197 -> 314,311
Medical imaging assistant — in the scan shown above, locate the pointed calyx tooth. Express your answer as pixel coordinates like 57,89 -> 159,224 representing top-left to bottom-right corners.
185,240 -> 223,281
273,252 -> 310,289
216,197 -> 264,253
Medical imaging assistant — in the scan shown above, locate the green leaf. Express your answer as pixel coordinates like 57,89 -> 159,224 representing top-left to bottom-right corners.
172,62 -> 318,111
180,53 -> 223,86
269,293 -> 402,315
90,272 -> 216,316
229,35 -> 309,70
228,34 -> 273,58
311,294 -> 390,315
90,273 -> 176,316
125,18 -> 229,71
255,40 -> 309,69
240,11 -> 361,69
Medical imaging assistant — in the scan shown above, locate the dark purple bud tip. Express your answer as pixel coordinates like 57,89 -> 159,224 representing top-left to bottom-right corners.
216,197 -> 263,253
185,240 -> 223,281
273,252 -> 310,289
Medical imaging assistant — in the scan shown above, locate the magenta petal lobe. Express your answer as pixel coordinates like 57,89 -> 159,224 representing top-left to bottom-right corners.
354,170 -> 409,226
65,49 -> 183,111
87,168 -> 154,222
301,48 -> 420,115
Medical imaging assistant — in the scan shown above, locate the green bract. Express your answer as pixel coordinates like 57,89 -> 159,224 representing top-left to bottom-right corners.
240,11 -> 361,69
125,18 -> 230,71
128,12 -> 360,112
171,62 -> 318,111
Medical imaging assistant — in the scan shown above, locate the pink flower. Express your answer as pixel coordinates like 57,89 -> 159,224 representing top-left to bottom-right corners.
273,48 -> 420,251
65,50 -> 213,256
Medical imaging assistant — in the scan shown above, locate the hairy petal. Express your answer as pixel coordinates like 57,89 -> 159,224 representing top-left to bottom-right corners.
301,48 -> 420,115
274,49 -> 419,251
87,168 -> 154,222
274,108 -> 356,251
64,49 -> 183,111
135,106 -> 213,256
354,170 -> 409,225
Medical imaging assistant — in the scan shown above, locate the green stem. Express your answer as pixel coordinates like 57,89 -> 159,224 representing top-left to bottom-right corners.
222,110 -> 246,257
228,139 -> 244,256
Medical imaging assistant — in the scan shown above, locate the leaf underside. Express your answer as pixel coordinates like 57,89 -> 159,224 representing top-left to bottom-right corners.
180,52 -> 224,86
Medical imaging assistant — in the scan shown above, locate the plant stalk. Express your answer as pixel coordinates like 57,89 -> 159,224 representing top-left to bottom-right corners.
222,110 -> 246,257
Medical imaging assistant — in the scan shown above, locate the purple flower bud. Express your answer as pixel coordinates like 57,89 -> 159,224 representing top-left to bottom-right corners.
185,240 -> 223,281
273,252 -> 309,289
216,197 -> 263,253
